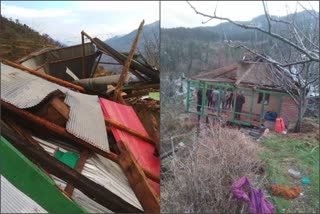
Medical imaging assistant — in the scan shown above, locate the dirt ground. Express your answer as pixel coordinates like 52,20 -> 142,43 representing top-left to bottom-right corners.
127,96 -> 160,140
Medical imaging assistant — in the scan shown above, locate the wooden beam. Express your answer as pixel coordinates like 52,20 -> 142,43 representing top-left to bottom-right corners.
3,116 -> 47,153
192,63 -> 238,79
114,20 -> 145,103
0,122 -> 142,213
104,117 -> 157,147
49,96 -> 70,120
2,59 -> 86,92
64,149 -> 89,195
117,140 -> 160,213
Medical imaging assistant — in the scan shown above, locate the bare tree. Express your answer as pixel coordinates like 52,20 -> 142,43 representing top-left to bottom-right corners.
138,29 -> 160,70
187,1 -> 319,132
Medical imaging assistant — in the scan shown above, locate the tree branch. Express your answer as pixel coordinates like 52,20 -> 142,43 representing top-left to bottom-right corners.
262,1 -> 272,33
187,1 -> 319,62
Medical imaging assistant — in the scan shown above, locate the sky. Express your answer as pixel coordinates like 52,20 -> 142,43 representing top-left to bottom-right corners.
1,1 -> 319,45
161,1 -> 319,28
1,1 -> 159,45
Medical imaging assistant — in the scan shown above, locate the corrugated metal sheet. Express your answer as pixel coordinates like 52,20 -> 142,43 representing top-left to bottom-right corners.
1,63 -> 66,108
1,63 -> 109,152
19,43 -> 96,80
64,90 -> 109,152
1,175 -> 48,213
35,137 -> 143,212
99,98 -> 160,195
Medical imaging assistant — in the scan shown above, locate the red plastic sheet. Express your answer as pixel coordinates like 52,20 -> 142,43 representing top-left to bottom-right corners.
99,98 -> 160,195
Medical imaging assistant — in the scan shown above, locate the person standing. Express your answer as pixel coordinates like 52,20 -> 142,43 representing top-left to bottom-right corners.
227,89 -> 233,108
211,87 -> 219,112
221,88 -> 230,113
235,91 -> 245,119
206,86 -> 213,108
227,90 -> 234,109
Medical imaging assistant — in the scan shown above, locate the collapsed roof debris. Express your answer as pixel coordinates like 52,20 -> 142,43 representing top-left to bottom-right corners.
1,20 -> 160,213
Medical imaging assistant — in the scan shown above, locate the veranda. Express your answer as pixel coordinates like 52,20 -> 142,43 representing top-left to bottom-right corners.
185,79 -> 289,127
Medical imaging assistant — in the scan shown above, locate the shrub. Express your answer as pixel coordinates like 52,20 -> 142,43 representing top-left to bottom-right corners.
161,125 -> 263,213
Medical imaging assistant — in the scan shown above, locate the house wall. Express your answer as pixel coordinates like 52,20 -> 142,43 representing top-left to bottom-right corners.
280,96 -> 299,126
241,92 -> 280,115
241,92 -> 298,126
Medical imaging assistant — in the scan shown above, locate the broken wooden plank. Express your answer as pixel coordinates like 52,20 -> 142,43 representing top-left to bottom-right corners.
114,20 -> 144,103
3,116 -> 47,152
1,122 -> 142,213
104,116 -> 158,148
117,140 -> 160,213
50,96 -> 70,120
64,149 -> 89,195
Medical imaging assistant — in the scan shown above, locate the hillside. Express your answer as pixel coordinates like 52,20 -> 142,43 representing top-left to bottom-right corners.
162,10 -> 318,75
105,20 -> 159,53
0,16 -> 62,61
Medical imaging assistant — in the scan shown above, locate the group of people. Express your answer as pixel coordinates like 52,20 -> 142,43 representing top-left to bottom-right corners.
197,86 -> 246,120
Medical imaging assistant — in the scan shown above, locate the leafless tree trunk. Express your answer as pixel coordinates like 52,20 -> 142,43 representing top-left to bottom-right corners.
187,1 -> 319,132
138,29 -> 160,70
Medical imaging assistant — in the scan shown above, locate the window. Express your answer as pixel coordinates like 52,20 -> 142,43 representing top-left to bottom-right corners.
257,93 -> 270,105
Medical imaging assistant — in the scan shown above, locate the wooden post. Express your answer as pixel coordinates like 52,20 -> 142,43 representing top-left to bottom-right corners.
259,93 -> 266,126
117,140 -> 160,213
114,20 -> 145,103
81,31 -> 86,78
217,85 -> 222,116
232,89 -> 238,120
201,82 -> 205,116
248,90 -> 254,124
64,149 -> 89,195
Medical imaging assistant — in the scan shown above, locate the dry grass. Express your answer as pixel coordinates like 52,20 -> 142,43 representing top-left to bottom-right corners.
161,125 -> 263,213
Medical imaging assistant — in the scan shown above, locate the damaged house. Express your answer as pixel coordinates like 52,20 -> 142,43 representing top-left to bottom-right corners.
1,22 -> 160,214
186,56 -> 299,128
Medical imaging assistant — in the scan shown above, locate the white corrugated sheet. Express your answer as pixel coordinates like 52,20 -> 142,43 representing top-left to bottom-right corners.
1,175 -> 48,213
64,90 -> 109,152
1,63 -> 66,109
1,63 -> 109,152
34,137 -> 143,213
